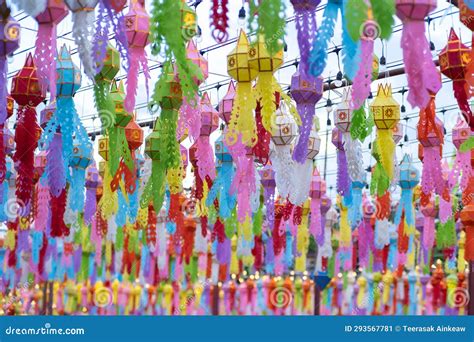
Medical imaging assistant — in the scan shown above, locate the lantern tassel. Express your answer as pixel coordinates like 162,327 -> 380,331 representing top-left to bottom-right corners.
336,147 -> 351,197
226,82 -> 256,147
309,0 -> 339,78
453,80 -> 474,131
401,21 -> 441,108
0,58 -> 7,124
351,39 -> 373,110
71,9 -> 96,80
376,129 -> 395,180
14,106 -> 40,212
0,128 -> 5,184
46,133 -> 66,198
289,160 -> 313,206
421,147 -> 444,197
309,197 -> 321,240
35,24 -> 58,98
293,103 -> 316,164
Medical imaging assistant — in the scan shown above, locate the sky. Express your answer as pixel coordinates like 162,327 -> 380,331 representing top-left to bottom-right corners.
3,0 -> 471,201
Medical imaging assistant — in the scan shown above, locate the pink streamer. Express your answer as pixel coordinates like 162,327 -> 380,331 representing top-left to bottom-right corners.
35,182 -> 50,232
229,136 -> 255,223
449,151 -> 472,191
125,48 -> 148,113
350,40 -> 373,110
195,136 -> 216,182
309,197 -> 321,240
439,196 -> 451,224
401,22 -> 441,108
35,24 -> 57,99
422,215 -> 435,250
421,147 -> 443,196
178,95 -> 201,141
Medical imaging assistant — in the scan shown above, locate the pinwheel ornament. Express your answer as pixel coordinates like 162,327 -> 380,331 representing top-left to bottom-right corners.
64,0 -> 99,80
370,84 -> 400,181
123,0 -> 150,112
439,29 -> 473,131
11,54 -> 45,217
226,30 -> 258,147
395,0 -> 441,109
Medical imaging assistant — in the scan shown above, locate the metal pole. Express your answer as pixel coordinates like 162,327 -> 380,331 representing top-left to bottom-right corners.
314,283 -> 320,316
212,285 -> 219,316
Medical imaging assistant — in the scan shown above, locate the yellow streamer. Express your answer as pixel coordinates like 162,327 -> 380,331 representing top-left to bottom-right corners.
376,129 -> 395,180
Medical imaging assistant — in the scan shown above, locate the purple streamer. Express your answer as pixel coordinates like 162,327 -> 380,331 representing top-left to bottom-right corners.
47,133 -> 66,198
292,0 -> 319,74
0,58 -> 6,124
293,103 -> 316,163
337,148 -> 350,196
84,188 -> 97,224
93,1 -> 111,74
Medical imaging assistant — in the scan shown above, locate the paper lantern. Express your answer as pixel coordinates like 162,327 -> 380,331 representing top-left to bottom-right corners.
40,101 -> 56,129
396,0 -> 440,108
110,80 -> 131,127
226,30 -> 258,146
64,0 -> 99,80
180,0 -> 197,42
34,151 -> 47,181
371,84 -> 400,130
86,163 -> 100,189
331,126 -> 344,150
452,117 -> 472,149
200,93 -> 219,137
370,84 -> 400,180
310,169 -> 326,199
439,29 -> 473,130
70,141 -> 92,170
56,46 -> 81,97
3,127 -> 14,155
218,82 -> 235,125
334,88 -> 352,133
215,135 -> 232,164
11,54 -> 45,211
125,116 -> 143,151
291,70 -> 323,163
392,122 -> 403,144
186,39 -> 208,85
399,154 -> 420,189
0,5 -> 20,124
123,0 -> 150,112
305,121 -> 321,160
271,107 -> 297,146
144,130 -> 160,161
34,0 -> 68,98
160,72 -> 183,111
95,44 -> 120,83
98,137 -> 109,161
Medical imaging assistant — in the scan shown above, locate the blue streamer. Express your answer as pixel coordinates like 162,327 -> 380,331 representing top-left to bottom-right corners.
341,0 -> 361,80
348,181 -> 364,230
309,0 -> 340,78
